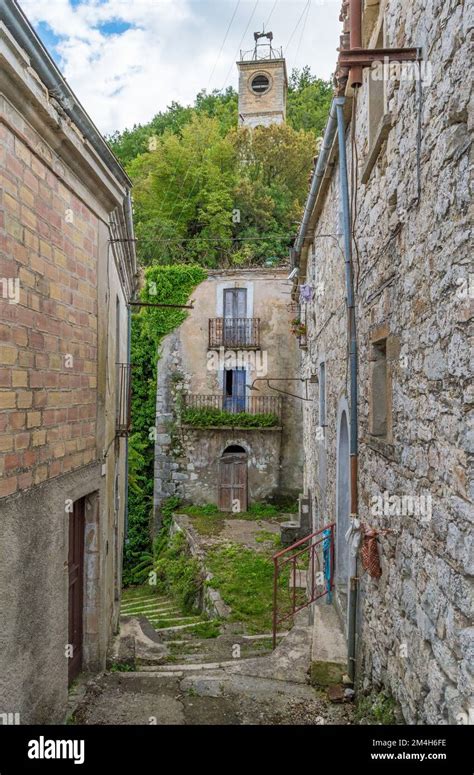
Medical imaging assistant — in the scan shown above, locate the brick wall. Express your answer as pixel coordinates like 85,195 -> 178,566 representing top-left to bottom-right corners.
0,123 -> 98,497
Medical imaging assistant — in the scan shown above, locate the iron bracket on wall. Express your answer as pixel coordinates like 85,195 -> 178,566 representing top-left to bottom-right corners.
250,377 -> 317,402
338,47 -> 421,68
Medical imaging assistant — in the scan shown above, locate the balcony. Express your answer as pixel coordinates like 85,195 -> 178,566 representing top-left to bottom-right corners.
209,318 -> 261,349
182,393 -> 282,428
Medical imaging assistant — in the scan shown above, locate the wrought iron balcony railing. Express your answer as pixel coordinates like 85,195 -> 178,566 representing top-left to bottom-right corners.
116,363 -> 132,436
208,318 -> 261,349
182,393 -> 282,422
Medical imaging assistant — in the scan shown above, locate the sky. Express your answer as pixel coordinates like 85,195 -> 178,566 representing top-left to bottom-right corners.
19,0 -> 342,135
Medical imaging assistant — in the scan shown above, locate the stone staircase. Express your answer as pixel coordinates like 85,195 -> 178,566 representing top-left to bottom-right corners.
115,586 -> 280,672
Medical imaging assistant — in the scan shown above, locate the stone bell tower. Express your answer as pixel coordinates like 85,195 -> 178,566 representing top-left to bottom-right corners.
237,31 -> 288,128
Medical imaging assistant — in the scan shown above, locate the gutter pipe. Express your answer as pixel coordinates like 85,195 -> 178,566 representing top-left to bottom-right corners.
334,96 -> 359,685
293,99 -> 339,262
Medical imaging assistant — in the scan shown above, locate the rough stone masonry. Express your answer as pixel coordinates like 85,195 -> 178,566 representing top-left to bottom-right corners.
296,0 -> 472,724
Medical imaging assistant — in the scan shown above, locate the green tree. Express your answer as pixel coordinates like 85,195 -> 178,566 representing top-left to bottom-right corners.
287,67 -> 333,136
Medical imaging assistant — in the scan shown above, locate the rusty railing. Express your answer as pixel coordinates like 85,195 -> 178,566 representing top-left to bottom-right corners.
182,393 -> 282,421
272,522 -> 335,648
209,318 -> 261,349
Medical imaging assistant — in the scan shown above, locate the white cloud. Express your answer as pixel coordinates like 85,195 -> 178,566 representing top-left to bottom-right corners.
19,0 -> 341,134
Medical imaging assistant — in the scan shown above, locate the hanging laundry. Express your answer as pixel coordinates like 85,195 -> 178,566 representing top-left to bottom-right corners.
360,527 -> 382,579
299,284 -> 314,303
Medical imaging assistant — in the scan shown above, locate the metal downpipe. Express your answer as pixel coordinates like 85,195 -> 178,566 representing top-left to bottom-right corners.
293,99 -> 339,261
335,97 -> 359,685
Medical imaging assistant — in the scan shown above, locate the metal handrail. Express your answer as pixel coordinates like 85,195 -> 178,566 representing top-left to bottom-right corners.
272,522 -> 335,648
182,393 -> 282,421
208,318 -> 261,349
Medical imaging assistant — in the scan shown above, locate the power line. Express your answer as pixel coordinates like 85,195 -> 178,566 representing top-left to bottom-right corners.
285,0 -> 311,52
207,0 -> 241,92
294,0 -> 312,66
265,0 -> 278,29
220,0 -> 260,90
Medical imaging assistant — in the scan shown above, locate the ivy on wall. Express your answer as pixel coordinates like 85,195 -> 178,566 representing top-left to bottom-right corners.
123,264 -> 206,586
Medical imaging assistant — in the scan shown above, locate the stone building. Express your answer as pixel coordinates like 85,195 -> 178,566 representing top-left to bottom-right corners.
237,32 -> 287,127
0,1 -> 136,723
154,268 -> 303,520
292,0 -> 472,723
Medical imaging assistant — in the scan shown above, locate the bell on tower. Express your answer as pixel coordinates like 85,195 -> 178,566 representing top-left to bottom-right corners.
237,31 -> 288,128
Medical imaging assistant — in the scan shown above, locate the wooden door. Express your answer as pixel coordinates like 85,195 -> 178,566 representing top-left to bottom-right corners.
218,454 -> 248,512
68,498 -> 85,684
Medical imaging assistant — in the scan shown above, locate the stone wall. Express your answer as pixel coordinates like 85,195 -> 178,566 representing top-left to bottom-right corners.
298,0 -> 472,724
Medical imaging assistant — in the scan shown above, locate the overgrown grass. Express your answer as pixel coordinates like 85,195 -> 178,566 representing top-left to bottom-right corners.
154,531 -> 203,613
206,543 -> 287,634
177,501 -> 294,538
355,692 -> 400,725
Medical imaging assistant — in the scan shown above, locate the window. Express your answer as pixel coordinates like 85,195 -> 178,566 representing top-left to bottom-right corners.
251,74 -> 270,95
370,338 -> 388,437
319,362 -> 326,427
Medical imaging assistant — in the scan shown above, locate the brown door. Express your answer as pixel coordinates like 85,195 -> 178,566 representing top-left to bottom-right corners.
218,454 -> 248,512
68,498 -> 85,684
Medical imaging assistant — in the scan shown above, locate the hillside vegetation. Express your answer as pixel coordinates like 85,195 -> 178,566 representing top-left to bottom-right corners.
109,68 -> 332,268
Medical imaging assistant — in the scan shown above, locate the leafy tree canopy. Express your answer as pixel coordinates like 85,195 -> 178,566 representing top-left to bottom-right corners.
107,68 -> 332,268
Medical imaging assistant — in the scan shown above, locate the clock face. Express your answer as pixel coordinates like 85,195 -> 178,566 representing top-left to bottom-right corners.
250,73 -> 271,95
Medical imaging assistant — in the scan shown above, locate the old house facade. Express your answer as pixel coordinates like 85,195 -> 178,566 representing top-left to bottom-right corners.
154,268 -> 303,520
292,0 -> 472,723
0,1 -> 136,723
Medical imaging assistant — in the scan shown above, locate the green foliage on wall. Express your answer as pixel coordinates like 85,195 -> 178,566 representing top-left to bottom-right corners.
123,266 -> 206,586
182,407 -> 280,428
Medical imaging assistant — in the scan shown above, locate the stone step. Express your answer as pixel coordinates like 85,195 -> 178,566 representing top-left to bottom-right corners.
121,606 -> 181,616
152,621 -> 210,634
121,596 -> 173,605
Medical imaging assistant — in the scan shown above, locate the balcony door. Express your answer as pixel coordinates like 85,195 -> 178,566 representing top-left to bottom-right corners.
224,288 -> 247,346
224,368 -> 246,413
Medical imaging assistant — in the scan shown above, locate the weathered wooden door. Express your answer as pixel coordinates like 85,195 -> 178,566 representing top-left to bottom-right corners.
68,498 -> 85,684
218,453 -> 248,512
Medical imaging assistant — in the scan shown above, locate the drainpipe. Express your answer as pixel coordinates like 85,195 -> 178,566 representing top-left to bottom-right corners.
349,0 -> 363,88
334,97 -> 359,685
293,99 -> 339,261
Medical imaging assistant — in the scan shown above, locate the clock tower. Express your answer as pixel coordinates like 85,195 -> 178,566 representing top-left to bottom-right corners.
237,32 -> 288,128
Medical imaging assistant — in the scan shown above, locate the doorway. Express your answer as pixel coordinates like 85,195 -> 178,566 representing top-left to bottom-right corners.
68,497 -> 85,684
218,445 -> 248,512
336,409 -> 350,621
223,368 -> 246,413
